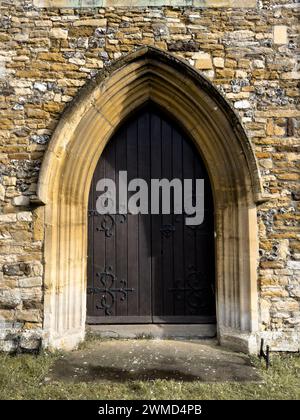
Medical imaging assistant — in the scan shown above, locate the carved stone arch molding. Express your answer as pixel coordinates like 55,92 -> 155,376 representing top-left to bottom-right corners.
37,47 -> 264,353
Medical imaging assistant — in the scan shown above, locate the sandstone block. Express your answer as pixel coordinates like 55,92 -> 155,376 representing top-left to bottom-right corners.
2,176 -> 16,186
0,214 -> 17,223
273,25 -> 288,45
227,30 -> 255,40
26,107 -> 49,119
235,70 -> 248,78
213,57 -> 224,68
281,72 -> 300,80
194,53 -> 213,70
260,159 -> 273,169
50,28 -> 68,39
0,185 -> 5,201
37,52 -> 64,62
20,287 -> 43,303
260,299 -> 271,325
73,19 -> 107,27
16,309 -> 42,323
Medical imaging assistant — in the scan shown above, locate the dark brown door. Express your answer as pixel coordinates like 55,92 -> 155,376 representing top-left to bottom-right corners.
87,104 -> 215,324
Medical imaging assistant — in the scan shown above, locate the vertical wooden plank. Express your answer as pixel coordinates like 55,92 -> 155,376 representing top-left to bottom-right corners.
161,118 -> 174,318
172,130 -> 185,317
115,127 -> 129,318
182,138 -> 197,316
150,110 -> 162,319
194,148 -> 208,315
137,110 -> 152,318
126,117 -> 139,317
103,139 -> 116,318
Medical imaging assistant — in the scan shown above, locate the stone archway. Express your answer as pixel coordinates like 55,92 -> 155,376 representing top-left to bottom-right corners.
37,47 -> 263,353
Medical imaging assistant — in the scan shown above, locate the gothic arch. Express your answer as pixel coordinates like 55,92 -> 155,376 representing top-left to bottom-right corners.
37,47 -> 263,352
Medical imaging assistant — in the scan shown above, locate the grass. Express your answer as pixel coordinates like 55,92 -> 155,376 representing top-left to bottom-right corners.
0,344 -> 299,400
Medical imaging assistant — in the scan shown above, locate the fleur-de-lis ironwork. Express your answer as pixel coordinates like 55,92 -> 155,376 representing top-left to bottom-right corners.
96,214 -> 115,237
88,211 -> 127,238
87,267 -> 134,316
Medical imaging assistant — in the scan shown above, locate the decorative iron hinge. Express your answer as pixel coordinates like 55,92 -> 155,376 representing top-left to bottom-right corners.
87,266 -> 134,316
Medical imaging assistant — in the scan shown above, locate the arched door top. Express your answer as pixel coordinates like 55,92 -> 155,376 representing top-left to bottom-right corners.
38,47 -> 261,353
38,46 -> 263,206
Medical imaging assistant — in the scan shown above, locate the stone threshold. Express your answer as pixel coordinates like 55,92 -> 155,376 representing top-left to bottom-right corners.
48,338 -> 262,383
87,323 -> 217,339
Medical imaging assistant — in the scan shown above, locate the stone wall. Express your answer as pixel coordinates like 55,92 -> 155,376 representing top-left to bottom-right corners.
0,0 -> 299,352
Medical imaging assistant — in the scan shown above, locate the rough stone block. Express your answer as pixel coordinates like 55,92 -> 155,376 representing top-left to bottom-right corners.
12,195 -> 30,207
287,261 -> 300,271
0,339 -> 18,353
19,277 -> 42,288
3,263 -> 28,276
0,290 -> 21,310
19,330 -> 42,352
17,212 -> 33,222
234,100 -> 251,110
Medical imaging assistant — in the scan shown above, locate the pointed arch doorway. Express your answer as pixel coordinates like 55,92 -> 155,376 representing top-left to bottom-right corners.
37,47 -> 263,353
87,104 -> 216,325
